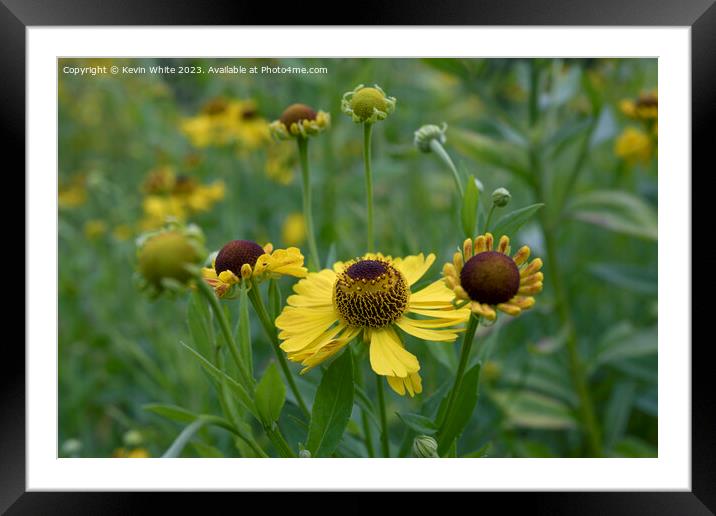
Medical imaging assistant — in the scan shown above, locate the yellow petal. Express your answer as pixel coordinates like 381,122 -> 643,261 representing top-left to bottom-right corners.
387,372 -> 423,397
369,327 -> 420,378
409,279 -> 456,308
513,246 -> 531,266
393,253 -> 435,286
395,316 -> 463,342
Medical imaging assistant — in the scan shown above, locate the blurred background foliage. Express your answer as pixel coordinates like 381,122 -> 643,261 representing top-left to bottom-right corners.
58,57 -> 657,458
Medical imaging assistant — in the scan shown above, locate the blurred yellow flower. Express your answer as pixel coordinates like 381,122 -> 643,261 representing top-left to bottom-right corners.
281,213 -> 307,246
112,447 -> 150,458
615,127 -> 653,164
58,176 -> 87,209
112,224 -> 134,241
619,90 -> 658,122
265,141 -> 296,185
83,220 -> 107,239
139,166 -> 226,230
181,98 -> 270,150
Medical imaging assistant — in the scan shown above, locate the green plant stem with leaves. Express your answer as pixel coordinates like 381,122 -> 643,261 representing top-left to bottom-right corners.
375,373 -> 390,457
437,314 -> 480,436
247,280 -> 311,419
297,136 -> 320,271
429,138 -> 464,198
527,62 -> 602,457
363,123 -> 375,251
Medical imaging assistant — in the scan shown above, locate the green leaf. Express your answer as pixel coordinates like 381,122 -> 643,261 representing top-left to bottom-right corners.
568,190 -> 657,241
236,283 -> 253,377
162,418 -> 208,458
143,403 -> 199,424
179,341 -> 256,417
491,203 -> 544,238
396,412 -> 438,435
437,363 -> 481,456
460,174 -> 480,238
255,362 -> 286,427
186,291 -> 214,360
306,349 -> 354,457
268,279 -> 282,320
604,381 -> 637,449
450,127 -> 530,178
588,262 -> 657,295
192,441 -> 225,458
490,389 -> 577,430
592,323 -> 657,370
610,436 -> 657,458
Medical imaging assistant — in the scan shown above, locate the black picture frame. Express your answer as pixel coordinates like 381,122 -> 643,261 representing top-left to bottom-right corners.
5,0 -> 713,511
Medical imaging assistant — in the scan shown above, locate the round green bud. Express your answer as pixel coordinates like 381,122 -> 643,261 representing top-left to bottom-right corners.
491,187 -> 511,207
412,435 -> 439,458
299,449 -> 311,458
414,123 -> 447,153
138,230 -> 204,288
61,438 -> 83,456
350,87 -> 389,121
123,430 -> 144,447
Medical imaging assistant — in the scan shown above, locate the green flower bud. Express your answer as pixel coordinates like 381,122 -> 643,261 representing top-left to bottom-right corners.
341,84 -> 396,124
136,222 -> 206,295
123,430 -> 144,447
61,438 -> 83,457
491,187 -> 511,207
299,449 -> 311,458
414,123 -> 447,153
412,435 -> 439,458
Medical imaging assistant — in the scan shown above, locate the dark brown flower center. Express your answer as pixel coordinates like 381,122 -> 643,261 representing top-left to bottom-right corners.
214,240 -> 265,276
460,251 -> 520,305
279,103 -> 317,129
334,259 -> 409,328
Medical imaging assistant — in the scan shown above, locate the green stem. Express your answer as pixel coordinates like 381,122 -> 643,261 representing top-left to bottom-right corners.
375,374 -> 390,457
247,281 -> 311,419
484,204 -> 497,233
196,279 -> 254,390
297,136 -> 320,271
542,221 -> 602,457
266,424 -> 296,458
429,139 -> 464,198
363,123 -> 375,251
530,147 -> 602,457
438,315 -> 480,434
353,348 -> 375,457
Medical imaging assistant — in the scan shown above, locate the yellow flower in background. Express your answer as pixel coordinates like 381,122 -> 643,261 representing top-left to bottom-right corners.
83,219 -> 107,239
58,175 -> 87,209
615,127 -> 653,165
112,448 -> 150,458
202,240 -> 307,298
112,224 -> 134,241
139,166 -> 225,230
619,89 -> 658,122
276,253 -> 470,397
281,213 -> 307,246
443,233 -> 543,321
265,141 -> 296,185
181,98 -> 271,150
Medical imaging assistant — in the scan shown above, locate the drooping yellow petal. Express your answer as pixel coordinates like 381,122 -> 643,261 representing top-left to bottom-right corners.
387,372 -> 423,397
496,303 -> 522,316
513,246 -> 531,266
407,306 -> 470,320
299,326 -> 361,373
393,253 -> 435,286
287,269 -> 336,307
395,316 -> 462,342
369,326 -> 420,378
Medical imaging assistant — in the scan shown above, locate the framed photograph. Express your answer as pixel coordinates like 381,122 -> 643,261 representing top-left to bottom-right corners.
6,0 -> 713,509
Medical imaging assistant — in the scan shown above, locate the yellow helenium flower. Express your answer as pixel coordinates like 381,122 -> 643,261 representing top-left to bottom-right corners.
275,253 -> 470,397
619,90 -> 658,122
281,212 -> 307,246
615,127 -> 653,164
181,98 -> 270,150
269,103 -> 330,140
443,233 -> 543,320
202,240 -> 307,298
